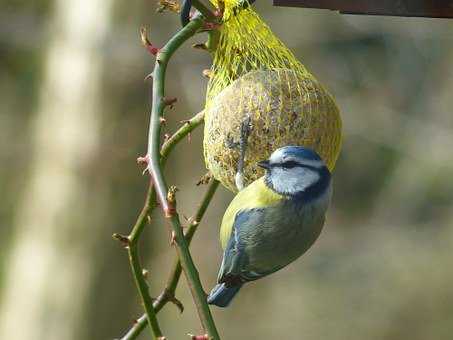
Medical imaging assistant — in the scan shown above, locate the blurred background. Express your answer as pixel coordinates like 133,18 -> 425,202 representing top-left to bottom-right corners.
1,0 -> 453,339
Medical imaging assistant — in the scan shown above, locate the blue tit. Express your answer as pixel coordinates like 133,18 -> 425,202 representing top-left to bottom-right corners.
207,146 -> 332,307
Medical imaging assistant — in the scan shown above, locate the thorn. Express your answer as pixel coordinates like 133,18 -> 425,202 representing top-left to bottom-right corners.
196,172 -> 212,186
188,334 -> 209,340
137,155 -> 150,175
112,233 -> 130,248
192,43 -> 208,51
132,319 -> 139,325
182,214 -> 190,222
144,72 -> 154,82
146,215 -> 152,224
140,27 -> 149,45
164,133 -> 171,143
169,295 -> 184,313
203,21 -> 221,30
183,217 -> 198,232
160,117 -> 167,125
142,269 -> 149,278
170,231 -> 177,246
180,216 -> 189,229
179,119 -> 191,125
162,96 -> 177,108
158,289 -> 184,313
187,132 -> 192,143
157,337 -> 167,340
140,27 -> 160,56
137,155 -> 149,165
202,69 -> 213,78
188,217 -> 199,227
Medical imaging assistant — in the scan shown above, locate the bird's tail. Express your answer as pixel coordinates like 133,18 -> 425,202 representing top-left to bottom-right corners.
207,283 -> 242,307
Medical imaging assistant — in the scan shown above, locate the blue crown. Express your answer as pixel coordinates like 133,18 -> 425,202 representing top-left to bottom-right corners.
276,146 -> 322,161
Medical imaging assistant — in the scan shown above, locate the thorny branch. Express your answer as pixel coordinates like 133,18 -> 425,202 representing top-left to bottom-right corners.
120,179 -> 219,340
115,111 -> 207,340
144,14 -> 220,339
115,0 -> 221,337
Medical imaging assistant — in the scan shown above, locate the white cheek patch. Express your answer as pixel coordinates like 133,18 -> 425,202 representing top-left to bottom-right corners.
271,167 -> 320,194
294,169 -> 320,191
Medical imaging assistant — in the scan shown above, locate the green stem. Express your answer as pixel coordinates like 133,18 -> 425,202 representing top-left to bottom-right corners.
128,182 -> 156,245
160,110 -> 204,160
191,0 -> 218,22
129,110 -> 204,244
121,181 -> 162,340
147,16 -> 220,339
206,29 -> 220,53
128,245 -> 164,339
119,111 -> 206,340
120,180 -> 219,340
147,18 -> 205,209
161,179 -> 220,305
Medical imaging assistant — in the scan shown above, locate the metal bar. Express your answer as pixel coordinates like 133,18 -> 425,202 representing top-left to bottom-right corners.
273,0 -> 453,18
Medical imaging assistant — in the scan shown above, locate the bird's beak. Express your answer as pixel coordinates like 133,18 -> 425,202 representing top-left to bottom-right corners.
257,160 -> 270,170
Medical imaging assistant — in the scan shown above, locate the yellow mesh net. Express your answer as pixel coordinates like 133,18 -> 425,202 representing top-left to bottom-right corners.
203,0 -> 342,192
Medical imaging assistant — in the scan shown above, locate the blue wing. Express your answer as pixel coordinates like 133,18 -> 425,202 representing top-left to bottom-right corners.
217,208 -> 276,285
208,210 -> 264,307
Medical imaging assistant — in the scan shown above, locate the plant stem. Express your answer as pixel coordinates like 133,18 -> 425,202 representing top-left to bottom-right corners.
121,181 -> 162,340
119,111 -> 205,339
191,0 -> 218,22
128,181 -> 156,245
120,180 -> 219,340
126,110 -> 204,251
146,15 -> 220,339
161,110 -> 204,160
128,245 -> 164,339
119,6 -> 218,339
147,17 -> 205,207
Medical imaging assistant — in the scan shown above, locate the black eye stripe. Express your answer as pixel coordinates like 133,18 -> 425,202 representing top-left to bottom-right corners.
281,161 -> 299,169
275,161 -> 323,172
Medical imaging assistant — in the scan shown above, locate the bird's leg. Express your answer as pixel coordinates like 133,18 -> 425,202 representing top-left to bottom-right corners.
234,115 -> 252,191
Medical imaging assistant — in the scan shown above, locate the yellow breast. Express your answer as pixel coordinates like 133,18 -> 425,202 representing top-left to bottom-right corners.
220,177 -> 284,249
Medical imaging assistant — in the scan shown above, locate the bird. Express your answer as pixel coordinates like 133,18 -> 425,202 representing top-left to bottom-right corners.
207,146 -> 332,307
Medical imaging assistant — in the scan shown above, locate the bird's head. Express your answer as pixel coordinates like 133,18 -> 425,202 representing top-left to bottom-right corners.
258,146 -> 331,197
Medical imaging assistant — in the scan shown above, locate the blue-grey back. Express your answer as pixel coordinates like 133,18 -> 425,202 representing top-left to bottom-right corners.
239,183 -> 332,275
